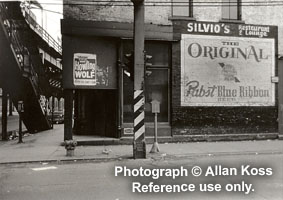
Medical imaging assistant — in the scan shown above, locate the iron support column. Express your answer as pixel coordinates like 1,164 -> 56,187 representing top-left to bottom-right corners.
1,89 -> 8,141
64,89 -> 73,141
9,96 -> 13,116
18,113 -> 23,143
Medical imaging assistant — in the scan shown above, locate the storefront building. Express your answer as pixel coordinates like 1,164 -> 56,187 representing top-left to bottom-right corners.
62,0 -> 282,140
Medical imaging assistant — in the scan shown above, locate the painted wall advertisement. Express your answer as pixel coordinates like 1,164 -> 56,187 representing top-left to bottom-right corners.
73,53 -> 109,87
178,22 -> 277,106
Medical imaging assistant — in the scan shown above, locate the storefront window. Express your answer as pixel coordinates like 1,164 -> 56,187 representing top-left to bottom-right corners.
123,41 -> 170,123
123,72 -> 134,123
145,69 -> 169,122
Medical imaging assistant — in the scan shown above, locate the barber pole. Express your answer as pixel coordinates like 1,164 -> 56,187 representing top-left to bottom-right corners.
133,89 -> 146,158
134,90 -> 145,141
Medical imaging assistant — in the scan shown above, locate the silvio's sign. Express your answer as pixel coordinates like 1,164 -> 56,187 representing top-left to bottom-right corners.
174,21 -> 277,39
175,21 -> 278,107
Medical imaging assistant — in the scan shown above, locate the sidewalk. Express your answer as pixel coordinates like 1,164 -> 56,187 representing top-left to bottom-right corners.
0,112 -> 27,138
0,124 -> 283,164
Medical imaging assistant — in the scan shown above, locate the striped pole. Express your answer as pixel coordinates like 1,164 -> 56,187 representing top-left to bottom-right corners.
134,90 -> 145,141
133,90 -> 146,158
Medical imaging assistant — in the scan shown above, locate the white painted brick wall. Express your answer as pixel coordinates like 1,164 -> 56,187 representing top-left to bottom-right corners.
63,0 -> 283,54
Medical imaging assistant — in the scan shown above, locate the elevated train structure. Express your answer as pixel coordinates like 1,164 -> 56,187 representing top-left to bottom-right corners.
0,1 -> 62,135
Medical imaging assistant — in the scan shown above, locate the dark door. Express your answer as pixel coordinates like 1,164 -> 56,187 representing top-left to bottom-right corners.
92,90 -> 117,137
75,89 -> 117,137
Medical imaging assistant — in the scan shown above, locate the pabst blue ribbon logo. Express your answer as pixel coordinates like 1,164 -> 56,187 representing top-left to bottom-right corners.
219,63 -> 240,83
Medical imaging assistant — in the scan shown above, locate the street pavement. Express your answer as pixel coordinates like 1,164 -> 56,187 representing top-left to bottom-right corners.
1,120 -> 283,200
0,142 -> 282,200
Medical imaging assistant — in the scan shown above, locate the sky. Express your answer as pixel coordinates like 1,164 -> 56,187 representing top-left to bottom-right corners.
29,0 -> 63,43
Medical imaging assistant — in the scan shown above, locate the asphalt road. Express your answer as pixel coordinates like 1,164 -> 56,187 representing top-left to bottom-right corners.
0,153 -> 282,200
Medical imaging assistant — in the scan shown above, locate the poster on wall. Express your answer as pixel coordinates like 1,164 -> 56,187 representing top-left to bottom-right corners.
181,34 -> 275,106
73,53 -> 109,87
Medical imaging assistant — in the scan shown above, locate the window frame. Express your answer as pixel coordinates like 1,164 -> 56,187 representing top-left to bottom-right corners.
144,67 -> 171,123
171,0 -> 194,18
121,40 -> 171,125
222,0 -> 241,21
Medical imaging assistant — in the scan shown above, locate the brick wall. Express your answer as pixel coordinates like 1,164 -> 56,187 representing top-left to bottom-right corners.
63,0 -> 283,54
192,0 -> 283,55
63,0 -> 172,25
171,42 -> 278,135
242,1 -> 283,55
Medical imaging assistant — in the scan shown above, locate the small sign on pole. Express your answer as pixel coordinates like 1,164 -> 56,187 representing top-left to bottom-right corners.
151,100 -> 160,114
150,100 -> 160,153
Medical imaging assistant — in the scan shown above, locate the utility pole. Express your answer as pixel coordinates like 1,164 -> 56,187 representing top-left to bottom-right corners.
131,0 -> 146,158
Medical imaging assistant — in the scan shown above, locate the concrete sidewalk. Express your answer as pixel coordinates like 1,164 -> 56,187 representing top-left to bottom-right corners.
0,112 -> 27,139
0,124 -> 283,164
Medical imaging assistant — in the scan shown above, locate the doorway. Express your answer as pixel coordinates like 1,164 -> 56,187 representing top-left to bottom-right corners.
74,89 -> 117,138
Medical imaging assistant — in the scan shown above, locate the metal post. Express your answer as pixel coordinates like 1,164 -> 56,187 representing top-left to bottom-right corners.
17,101 -> 24,143
1,89 -> 8,141
154,113 -> 158,142
51,95 -> 54,128
18,113 -> 23,143
131,0 -> 146,159
150,113 -> 160,153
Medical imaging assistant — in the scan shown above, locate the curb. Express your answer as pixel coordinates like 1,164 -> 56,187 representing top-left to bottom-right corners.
69,133 -> 279,146
0,155 -> 134,165
1,150 -> 282,165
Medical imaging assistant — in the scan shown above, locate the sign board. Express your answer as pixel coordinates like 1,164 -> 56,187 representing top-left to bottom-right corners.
124,128 -> 134,135
73,53 -> 109,87
174,21 -> 277,39
63,36 -> 117,89
175,21 -> 277,107
18,101 -> 24,112
151,100 -> 160,113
